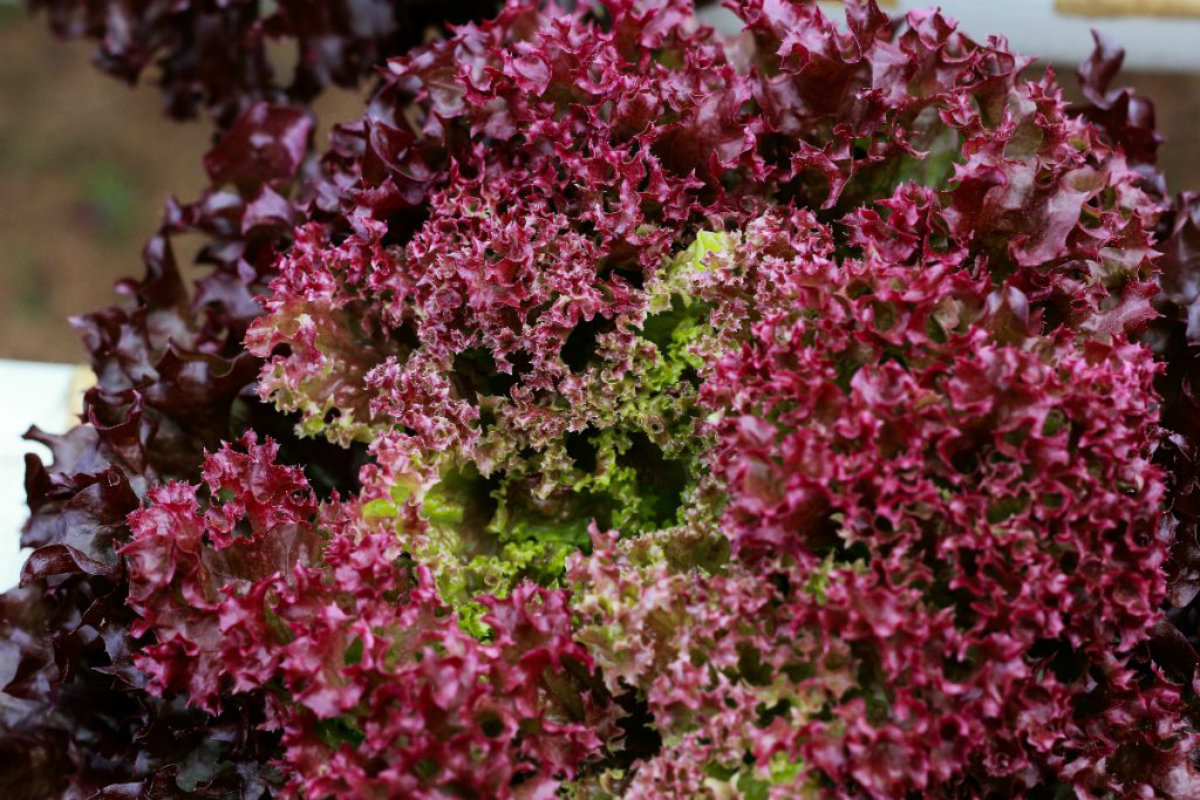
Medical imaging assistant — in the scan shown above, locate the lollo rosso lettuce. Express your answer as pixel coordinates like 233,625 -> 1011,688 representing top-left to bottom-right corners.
5,0 -> 1200,797
25,0 -> 501,127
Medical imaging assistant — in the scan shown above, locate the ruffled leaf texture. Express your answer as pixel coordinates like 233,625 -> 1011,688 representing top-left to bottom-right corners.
0,92 -> 361,800
25,0 -> 500,127
5,0 -> 1200,797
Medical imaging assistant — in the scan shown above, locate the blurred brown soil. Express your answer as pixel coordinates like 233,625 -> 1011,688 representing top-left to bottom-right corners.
0,6 -> 209,362
0,6 -> 363,363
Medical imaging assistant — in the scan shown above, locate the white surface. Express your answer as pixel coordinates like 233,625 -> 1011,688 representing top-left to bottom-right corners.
0,360 -> 77,592
699,0 -> 1200,71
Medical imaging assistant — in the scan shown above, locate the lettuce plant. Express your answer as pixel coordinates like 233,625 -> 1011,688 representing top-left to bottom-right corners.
26,0 -> 499,126
5,1 -> 1200,797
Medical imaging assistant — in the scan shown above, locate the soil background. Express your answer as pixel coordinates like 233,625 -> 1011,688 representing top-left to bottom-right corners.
1,5 -> 1199,363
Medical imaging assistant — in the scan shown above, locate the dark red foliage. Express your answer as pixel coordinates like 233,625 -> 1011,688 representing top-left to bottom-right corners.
1149,192 -> 1200,713
1074,30 -> 1164,194
26,0 -> 501,127
4,1 -> 1200,797
694,209 -> 1188,797
118,435 -> 610,796
1083,35 -> 1200,728
1,424 -> 282,798
0,86 -> 353,799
